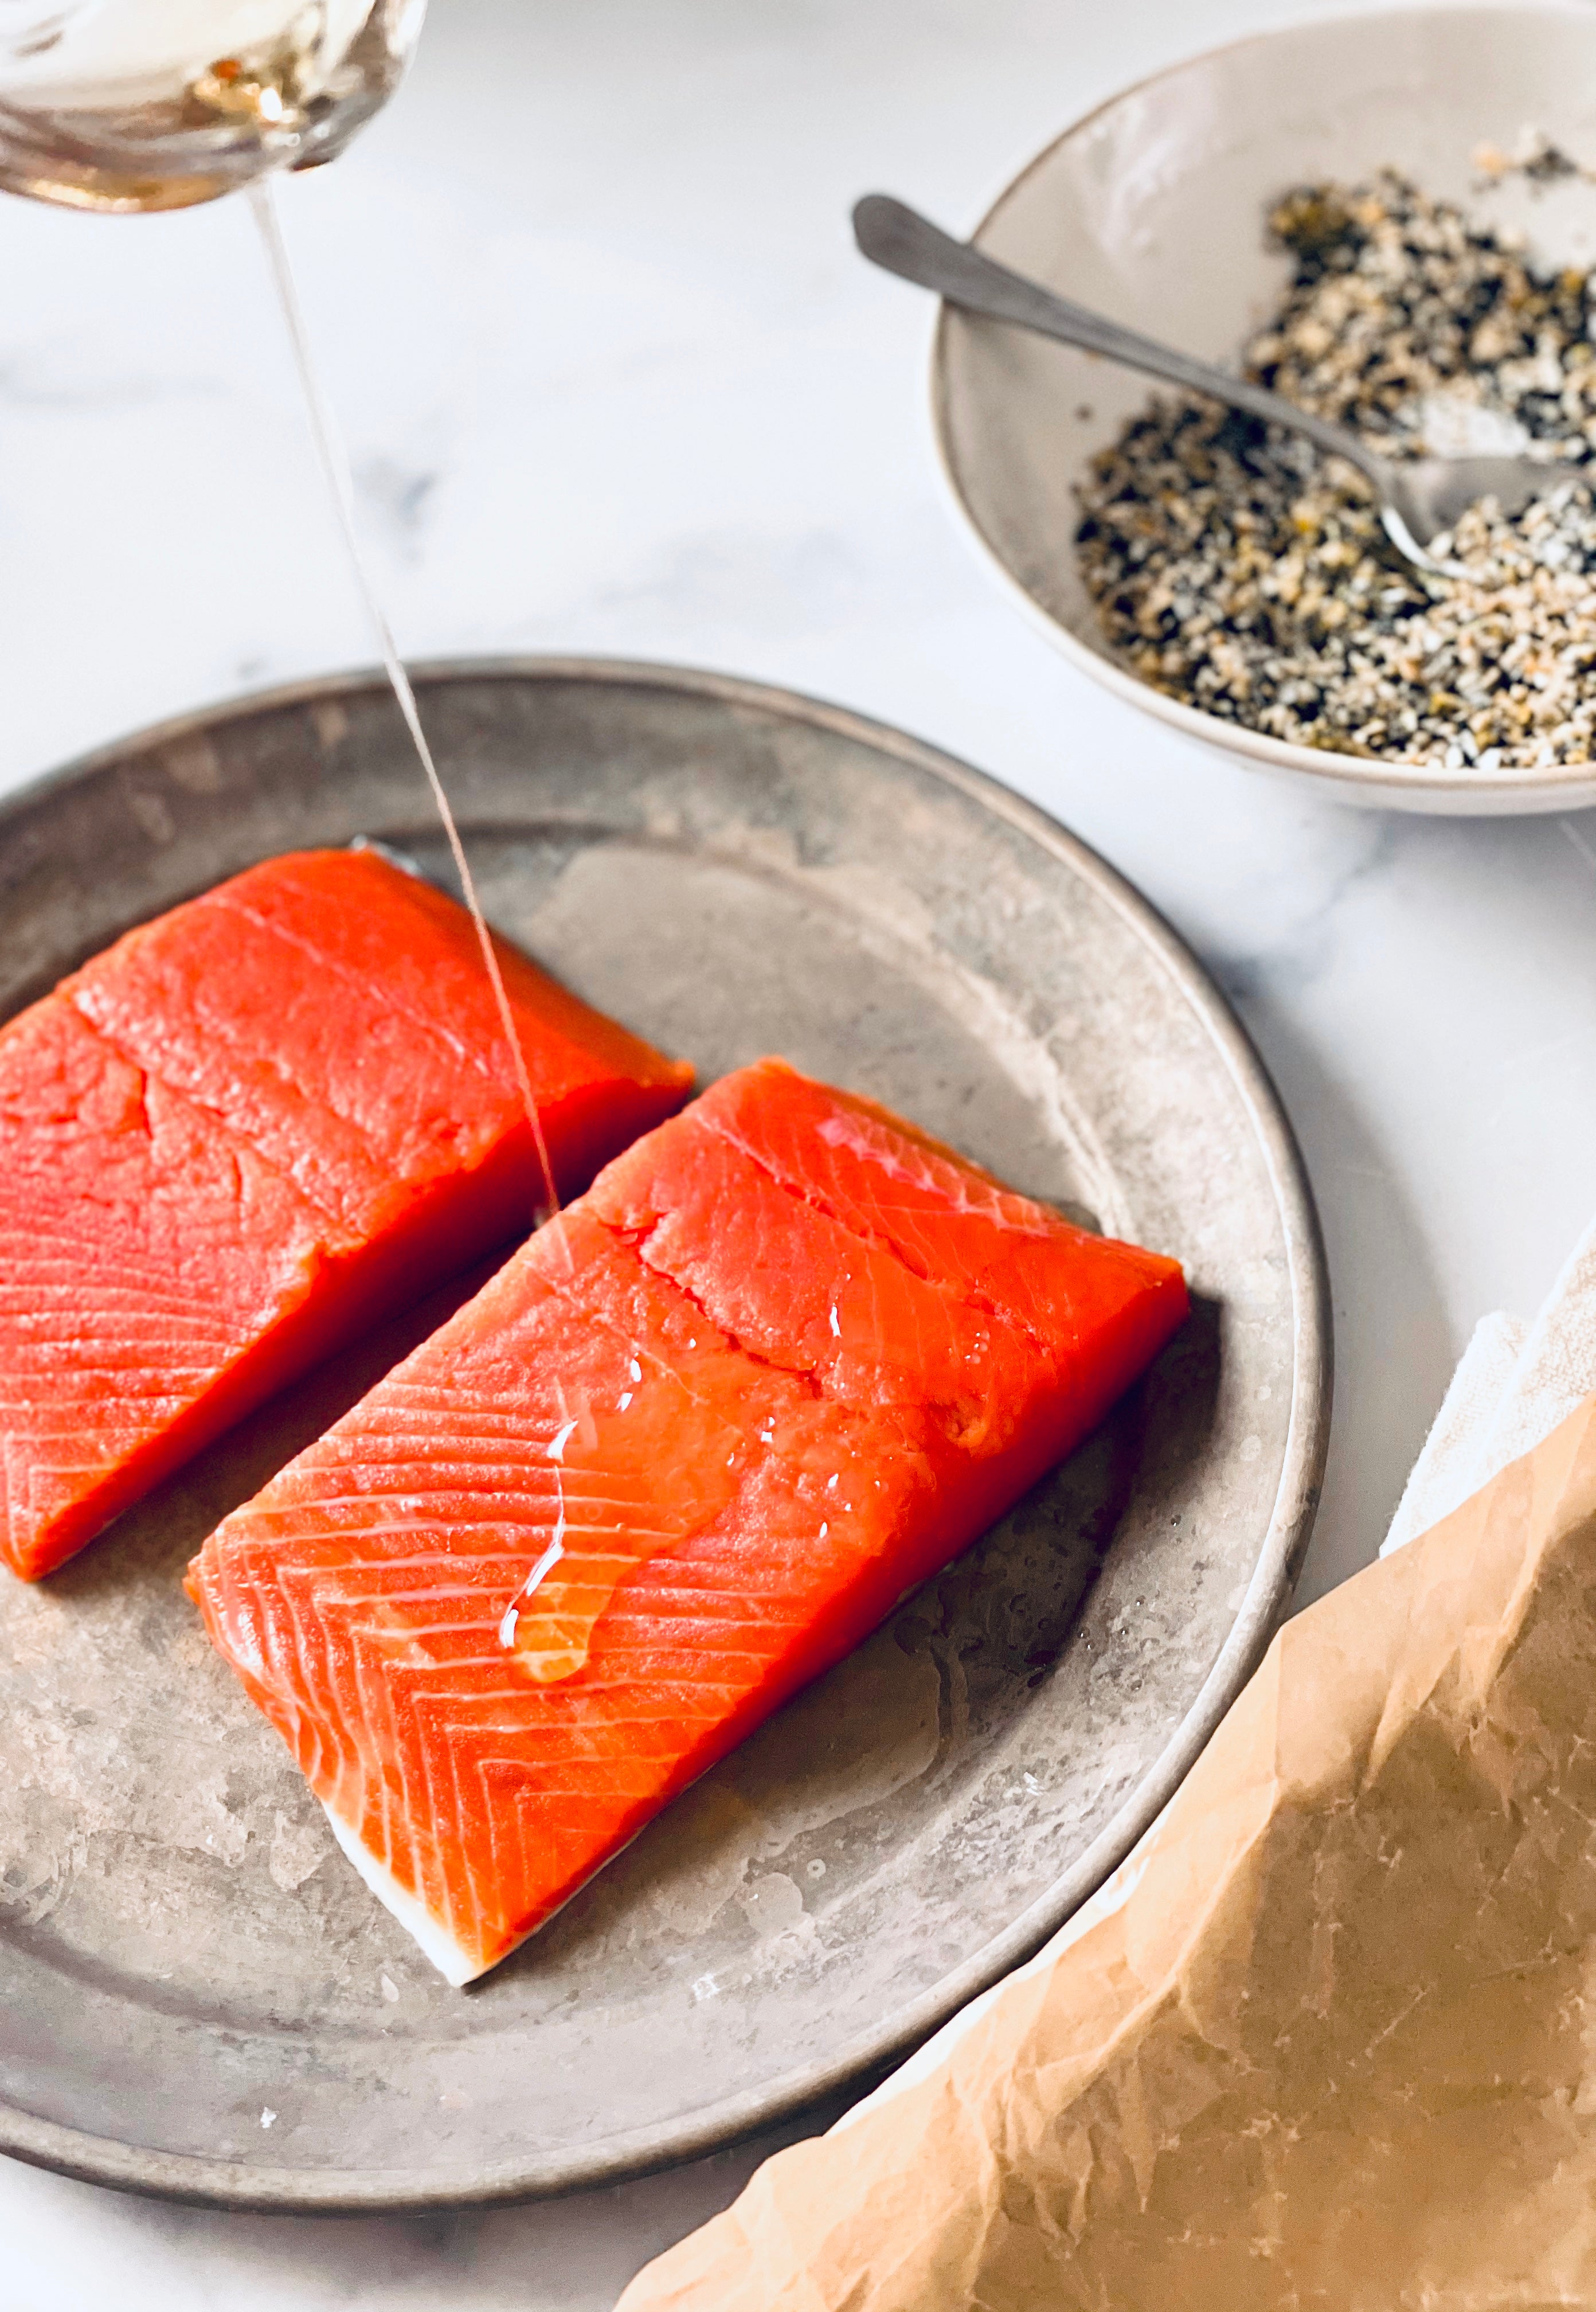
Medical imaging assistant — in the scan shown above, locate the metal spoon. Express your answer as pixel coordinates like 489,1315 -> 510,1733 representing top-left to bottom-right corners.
853,192 -> 1552,583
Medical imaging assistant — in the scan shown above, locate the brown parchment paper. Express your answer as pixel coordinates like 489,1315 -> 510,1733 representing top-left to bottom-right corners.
618,1393 -> 1596,2310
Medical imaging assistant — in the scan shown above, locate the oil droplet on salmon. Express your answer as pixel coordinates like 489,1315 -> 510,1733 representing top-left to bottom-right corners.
502,1362 -> 745,1685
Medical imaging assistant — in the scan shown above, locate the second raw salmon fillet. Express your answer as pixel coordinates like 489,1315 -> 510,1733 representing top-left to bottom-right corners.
190,1059 -> 1190,1983
0,848 -> 691,1579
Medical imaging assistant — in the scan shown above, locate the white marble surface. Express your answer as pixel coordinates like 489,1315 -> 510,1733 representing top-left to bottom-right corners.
4,0 -> 1596,2301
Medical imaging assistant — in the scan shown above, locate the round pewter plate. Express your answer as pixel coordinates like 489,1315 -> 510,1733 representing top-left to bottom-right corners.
0,658 -> 1328,2210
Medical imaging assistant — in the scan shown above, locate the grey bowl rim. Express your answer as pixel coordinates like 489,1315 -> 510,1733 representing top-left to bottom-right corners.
0,653 -> 1332,2211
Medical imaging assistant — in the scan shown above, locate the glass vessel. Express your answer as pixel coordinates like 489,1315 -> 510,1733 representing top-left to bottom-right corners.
0,0 -> 426,212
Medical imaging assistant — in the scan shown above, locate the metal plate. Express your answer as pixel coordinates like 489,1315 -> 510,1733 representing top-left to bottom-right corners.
0,658 -> 1329,2209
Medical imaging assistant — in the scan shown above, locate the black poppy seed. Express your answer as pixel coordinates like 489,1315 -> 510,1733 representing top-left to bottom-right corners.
1074,165 -> 1596,772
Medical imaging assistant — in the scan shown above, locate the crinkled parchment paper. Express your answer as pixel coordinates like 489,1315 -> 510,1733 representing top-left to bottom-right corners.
620,1393 -> 1596,2308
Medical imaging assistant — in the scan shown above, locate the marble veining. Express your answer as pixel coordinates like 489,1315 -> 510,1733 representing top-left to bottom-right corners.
0,0 -> 1593,2302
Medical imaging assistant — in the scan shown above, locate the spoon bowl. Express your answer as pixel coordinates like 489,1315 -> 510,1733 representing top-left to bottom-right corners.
1380,455 -> 1554,572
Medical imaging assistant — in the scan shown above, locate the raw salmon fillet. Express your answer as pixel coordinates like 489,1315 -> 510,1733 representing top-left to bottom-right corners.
0,848 -> 691,1580
190,1058 -> 1189,1984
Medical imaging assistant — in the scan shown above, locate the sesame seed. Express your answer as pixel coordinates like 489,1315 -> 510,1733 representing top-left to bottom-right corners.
1075,167 -> 1596,772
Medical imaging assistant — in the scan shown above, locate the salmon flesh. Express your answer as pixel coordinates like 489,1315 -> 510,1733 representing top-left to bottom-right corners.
189,1059 -> 1190,1984
0,849 -> 691,1579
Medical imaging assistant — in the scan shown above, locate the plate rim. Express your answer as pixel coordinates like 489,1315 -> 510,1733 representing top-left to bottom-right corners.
926,0 -> 1596,818
0,653 -> 1331,2209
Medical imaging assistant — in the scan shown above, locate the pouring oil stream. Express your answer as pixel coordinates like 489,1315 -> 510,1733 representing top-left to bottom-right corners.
251,179 -> 597,1662
248,178 -> 565,1234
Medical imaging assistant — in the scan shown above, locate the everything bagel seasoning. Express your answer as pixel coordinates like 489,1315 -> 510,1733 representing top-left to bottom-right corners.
1075,169 -> 1596,770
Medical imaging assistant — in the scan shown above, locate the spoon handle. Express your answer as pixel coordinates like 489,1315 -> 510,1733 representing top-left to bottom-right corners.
852,193 -> 1383,487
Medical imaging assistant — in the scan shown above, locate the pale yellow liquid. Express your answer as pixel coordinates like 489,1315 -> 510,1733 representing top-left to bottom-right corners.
0,0 -> 422,211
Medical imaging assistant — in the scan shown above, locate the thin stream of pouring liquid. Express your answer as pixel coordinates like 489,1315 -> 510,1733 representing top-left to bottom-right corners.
232,206 -> 839,1697
248,177 -> 566,1243
224,202 -> 866,1697
249,179 -> 611,1672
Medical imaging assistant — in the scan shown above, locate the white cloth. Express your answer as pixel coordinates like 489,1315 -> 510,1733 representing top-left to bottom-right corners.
1382,1214 -> 1596,1555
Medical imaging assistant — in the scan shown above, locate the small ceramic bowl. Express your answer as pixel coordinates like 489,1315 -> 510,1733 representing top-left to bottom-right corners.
932,3 -> 1596,815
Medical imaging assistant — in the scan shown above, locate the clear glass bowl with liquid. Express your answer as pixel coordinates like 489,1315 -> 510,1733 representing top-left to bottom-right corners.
0,0 -> 427,212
